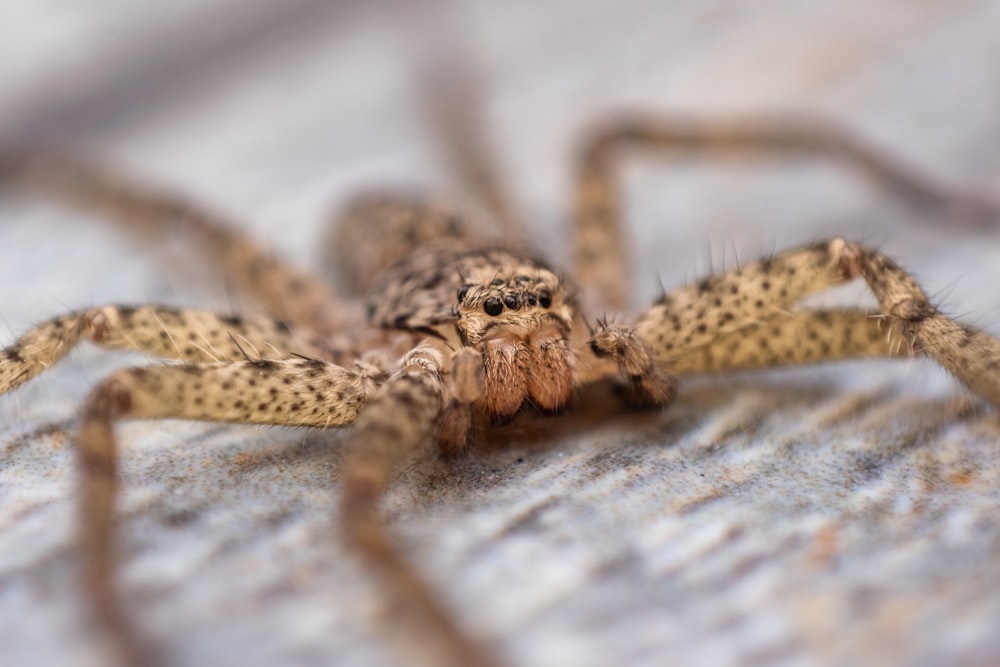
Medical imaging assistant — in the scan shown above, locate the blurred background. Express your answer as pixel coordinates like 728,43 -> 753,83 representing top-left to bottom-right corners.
2,1 -> 1000,666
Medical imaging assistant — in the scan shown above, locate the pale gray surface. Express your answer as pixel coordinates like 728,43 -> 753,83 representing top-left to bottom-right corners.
2,2 -> 1000,667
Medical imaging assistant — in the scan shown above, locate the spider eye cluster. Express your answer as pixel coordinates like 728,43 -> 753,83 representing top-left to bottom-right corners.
456,284 -> 555,316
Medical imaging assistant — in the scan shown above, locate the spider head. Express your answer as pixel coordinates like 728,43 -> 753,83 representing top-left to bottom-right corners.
453,266 -> 576,422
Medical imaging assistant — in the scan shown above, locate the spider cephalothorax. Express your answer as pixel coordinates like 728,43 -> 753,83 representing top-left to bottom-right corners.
368,241 -> 577,422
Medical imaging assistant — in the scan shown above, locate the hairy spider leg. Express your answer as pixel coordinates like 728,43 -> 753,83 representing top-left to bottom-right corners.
1,153 -> 350,334
339,341 -> 504,667
591,238 -> 1000,410
573,114 -> 1000,312
77,358 -> 375,666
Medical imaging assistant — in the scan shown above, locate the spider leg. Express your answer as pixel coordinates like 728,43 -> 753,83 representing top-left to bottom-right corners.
0,304 -> 348,394
573,113 -> 1000,311
0,153 -> 348,333
325,49 -> 527,297
75,358 -> 375,666
850,242 -> 1000,407
662,309 -> 906,374
414,50 -> 526,242
436,346 -> 484,456
590,238 -> 857,405
594,238 -> 1000,409
323,43 -> 538,298
634,238 -> 858,355
339,342 -> 502,667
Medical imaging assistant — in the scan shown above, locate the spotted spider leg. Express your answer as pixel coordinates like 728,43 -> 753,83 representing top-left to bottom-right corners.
1,152 -> 352,333
588,238 -> 863,405
0,304 -> 340,394
0,304 -> 385,666
338,340 -> 503,667
592,238 -> 1000,410
77,358 -> 376,666
0,301 -> 491,666
852,244 -> 1000,405
574,114 -> 1000,312
662,310 -> 905,375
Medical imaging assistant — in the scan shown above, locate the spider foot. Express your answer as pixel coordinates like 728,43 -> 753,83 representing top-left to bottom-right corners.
615,370 -> 677,409
589,322 -> 676,409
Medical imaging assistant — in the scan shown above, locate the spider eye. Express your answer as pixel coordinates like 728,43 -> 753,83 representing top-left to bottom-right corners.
504,295 -> 519,310
537,290 -> 552,308
484,297 -> 503,316
457,285 -> 470,303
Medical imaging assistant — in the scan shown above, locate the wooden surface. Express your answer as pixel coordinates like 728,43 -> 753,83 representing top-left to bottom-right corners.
2,2 -> 1000,666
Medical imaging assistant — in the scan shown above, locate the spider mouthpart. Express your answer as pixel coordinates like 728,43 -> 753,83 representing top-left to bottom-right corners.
537,289 -> 552,308
484,297 -> 503,316
457,285 -> 470,303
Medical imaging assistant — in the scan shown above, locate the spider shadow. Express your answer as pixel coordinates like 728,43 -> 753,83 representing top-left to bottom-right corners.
410,370 -> 853,508
222,364 -> 916,517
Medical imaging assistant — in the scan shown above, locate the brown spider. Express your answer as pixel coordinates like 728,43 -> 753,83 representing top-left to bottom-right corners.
2,113 -> 1000,667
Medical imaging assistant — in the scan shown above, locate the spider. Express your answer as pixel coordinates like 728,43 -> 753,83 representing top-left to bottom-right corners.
2,113 -> 1000,667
